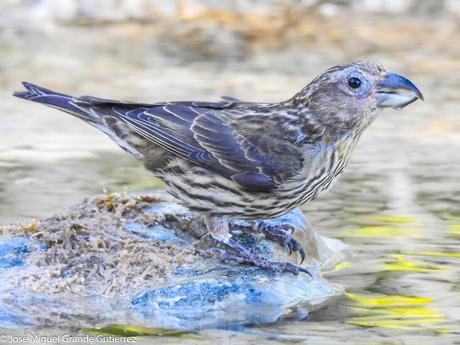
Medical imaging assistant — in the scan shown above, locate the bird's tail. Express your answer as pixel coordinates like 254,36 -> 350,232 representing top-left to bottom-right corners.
13,82 -> 150,159
13,82 -> 100,123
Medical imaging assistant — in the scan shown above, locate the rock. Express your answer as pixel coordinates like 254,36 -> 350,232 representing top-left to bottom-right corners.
0,237 -> 42,269
0,191 -> 344,330
132,267 -> 339,329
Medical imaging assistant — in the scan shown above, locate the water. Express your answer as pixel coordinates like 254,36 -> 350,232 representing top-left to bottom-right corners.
0,12 -> 459,344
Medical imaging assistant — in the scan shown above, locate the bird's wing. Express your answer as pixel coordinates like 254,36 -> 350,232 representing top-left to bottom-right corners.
189,110 -> 304,191
102,101 -> 303,192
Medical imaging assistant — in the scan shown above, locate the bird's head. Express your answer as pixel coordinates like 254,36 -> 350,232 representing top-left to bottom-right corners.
294,61 -> 423,136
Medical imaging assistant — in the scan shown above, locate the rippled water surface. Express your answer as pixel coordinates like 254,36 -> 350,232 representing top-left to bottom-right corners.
0,13 -> 459,344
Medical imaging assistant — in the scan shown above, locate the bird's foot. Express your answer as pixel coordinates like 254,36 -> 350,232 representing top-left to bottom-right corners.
256,221 -> 306,264
210,238 -> 311,276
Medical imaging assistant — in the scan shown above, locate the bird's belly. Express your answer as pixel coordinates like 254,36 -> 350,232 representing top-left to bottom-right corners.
159,151 -> 349,221
170,182 -> 285,219
159,159 -> 297,220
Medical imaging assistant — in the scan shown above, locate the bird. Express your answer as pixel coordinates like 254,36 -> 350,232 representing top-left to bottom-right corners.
13,61 -> 423,275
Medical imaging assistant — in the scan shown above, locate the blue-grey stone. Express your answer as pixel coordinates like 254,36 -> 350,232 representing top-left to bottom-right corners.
0,192 -> 344,330
132,266 -> 336,329
0,237 -> 40,269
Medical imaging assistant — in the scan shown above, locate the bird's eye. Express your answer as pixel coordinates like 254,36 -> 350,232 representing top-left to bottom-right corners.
348,77 -> 362,89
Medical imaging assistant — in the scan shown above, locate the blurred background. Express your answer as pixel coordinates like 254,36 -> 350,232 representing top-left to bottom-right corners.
1,1 -> 460,344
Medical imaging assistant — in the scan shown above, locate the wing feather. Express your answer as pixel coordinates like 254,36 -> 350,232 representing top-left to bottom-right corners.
107,101 -> 303,192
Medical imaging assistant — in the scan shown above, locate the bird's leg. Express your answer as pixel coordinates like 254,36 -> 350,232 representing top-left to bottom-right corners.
230,220 -> 306,264
219,237 -> 311,276
203,216 -> 310,275
256,221 -> 306,264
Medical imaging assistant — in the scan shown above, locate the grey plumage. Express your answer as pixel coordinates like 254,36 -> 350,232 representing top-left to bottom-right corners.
13,61 -> 423,273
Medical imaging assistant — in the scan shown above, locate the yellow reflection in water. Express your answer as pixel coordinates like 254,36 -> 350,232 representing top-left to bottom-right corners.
334,261 -> 352,271
346,293 -> 448,331
384,254 -> 446,272
83,325 -> 203,339
371,215 -> 420,224
341,214 -> 422,238
341,226 -> 420,238
448,224 -> 460,237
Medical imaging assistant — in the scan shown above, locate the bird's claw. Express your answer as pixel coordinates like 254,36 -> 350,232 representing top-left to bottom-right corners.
208,238 -> 311,276
257,221 -> 306,264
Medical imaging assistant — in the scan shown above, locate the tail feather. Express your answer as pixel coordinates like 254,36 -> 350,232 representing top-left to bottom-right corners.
13,82 -> 100,122
13,81 -> 70,99
13,82 -> 146,159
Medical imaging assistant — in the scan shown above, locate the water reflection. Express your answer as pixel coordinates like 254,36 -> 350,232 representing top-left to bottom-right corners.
0,8 -> 459,345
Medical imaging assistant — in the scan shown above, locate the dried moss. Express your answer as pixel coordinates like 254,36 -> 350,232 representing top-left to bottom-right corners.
0,193 -> 199,298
